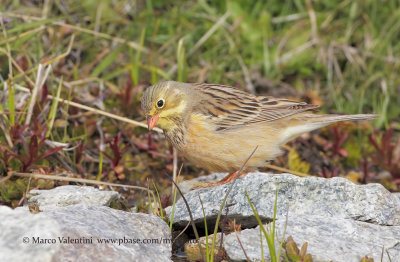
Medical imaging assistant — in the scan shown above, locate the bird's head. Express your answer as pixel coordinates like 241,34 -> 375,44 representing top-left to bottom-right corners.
141,81 -> 190,132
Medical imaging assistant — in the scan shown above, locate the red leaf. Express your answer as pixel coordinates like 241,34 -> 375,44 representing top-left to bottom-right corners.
338,148 -> 348,157
37,146 -> 64,161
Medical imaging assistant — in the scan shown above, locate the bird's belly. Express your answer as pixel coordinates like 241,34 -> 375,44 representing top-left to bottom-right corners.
180,117 -> 283,172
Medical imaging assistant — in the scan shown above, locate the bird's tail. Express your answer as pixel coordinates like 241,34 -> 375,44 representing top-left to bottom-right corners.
307,114 -> 378,125
280,114 -> 377,143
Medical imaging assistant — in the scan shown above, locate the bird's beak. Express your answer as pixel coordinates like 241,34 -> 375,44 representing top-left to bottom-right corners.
147,115 -> 159,131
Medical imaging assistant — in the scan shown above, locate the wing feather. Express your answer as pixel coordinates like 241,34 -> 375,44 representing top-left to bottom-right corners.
191,83 -> 319,131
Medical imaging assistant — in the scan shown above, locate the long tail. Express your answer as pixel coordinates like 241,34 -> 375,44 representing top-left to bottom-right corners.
307,114 -> 378,125
280,114 -> 378,143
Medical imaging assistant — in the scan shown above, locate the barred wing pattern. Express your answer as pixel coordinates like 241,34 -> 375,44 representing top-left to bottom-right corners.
192,83 -> 320,131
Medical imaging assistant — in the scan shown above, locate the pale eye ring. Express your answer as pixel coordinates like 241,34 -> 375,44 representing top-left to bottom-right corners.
157,99 -> 165,108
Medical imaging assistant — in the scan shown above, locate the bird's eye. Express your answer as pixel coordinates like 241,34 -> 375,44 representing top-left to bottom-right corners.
157,99 -> 165,108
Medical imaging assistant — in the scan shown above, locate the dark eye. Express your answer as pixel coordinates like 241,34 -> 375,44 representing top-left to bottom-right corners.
157,99 -> 164,108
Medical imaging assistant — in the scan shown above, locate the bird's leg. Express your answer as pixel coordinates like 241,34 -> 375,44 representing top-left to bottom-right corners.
193,171 -> 249,189
217,171 -> 246,183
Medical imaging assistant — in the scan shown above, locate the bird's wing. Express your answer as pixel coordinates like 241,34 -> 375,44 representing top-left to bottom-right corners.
192,83 -> 319,131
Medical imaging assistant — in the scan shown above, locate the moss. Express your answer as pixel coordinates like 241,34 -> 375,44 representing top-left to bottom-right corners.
343,138 -> 362,167
288,148 -> 310,174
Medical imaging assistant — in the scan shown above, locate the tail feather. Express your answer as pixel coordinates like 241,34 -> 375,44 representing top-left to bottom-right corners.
307,114 -> 378,124
280,114 -> 377,143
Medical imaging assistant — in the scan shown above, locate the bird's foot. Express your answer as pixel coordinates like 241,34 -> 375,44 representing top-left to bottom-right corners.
192,171 -> 249,189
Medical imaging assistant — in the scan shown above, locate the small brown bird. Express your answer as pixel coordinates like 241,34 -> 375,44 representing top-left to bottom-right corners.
141,81 -> 376,185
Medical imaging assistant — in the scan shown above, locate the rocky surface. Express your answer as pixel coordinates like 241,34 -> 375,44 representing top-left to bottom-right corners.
0,186 -> 172,262
166,172 -> 400,227
27,185 -> 119,210
0,206 -> 61,262
167,172 -> 400,261
224,216 -> 400,262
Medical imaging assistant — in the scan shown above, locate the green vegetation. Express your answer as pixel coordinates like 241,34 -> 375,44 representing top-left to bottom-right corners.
0,0 -> 399,214
246,190 -> 285,262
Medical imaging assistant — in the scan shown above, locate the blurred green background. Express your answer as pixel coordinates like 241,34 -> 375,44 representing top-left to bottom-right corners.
2,0 -> 399,123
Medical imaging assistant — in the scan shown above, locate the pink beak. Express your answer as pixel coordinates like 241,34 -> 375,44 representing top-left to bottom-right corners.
147,115 -> 159,130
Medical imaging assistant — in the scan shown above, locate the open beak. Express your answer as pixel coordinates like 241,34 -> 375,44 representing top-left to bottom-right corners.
147,115 -> 159,131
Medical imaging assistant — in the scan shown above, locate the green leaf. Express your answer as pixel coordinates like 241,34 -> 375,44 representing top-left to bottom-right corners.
91,45 -> 124,77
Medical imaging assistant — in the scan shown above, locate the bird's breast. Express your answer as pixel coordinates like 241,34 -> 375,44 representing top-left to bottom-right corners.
164,127 -> 185,150
175,113 -> 235,171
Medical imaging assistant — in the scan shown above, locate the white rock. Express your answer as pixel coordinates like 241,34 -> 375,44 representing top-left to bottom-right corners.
167,172 -> 400,261
224,215 -> 400,262
0,205 -> 171,262
27,185 -> 119,210
166,173 -> 400,227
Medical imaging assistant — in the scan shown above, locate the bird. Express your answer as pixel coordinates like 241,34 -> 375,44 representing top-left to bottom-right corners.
141,81 -> 377,186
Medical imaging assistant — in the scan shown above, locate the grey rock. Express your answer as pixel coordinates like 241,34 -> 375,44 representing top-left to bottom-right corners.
27,185 -> 119,210
224,215 -> 400,262
395,193 -> 400,202
166,172 -> 400,228
0,206 -> 61,262
0,205 -> 171,262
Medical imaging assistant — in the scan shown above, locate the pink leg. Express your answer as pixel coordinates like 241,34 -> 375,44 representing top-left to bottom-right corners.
194,171 -> 249,189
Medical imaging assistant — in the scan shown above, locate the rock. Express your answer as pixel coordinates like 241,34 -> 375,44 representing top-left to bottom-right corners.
0,206 -> 61,262
0,205 -> 171,262
394,193 -> 400,202
166,172 -> 400,228
224,216 -> 400,262
27,185 -> 119,210
167,172 -> 400,261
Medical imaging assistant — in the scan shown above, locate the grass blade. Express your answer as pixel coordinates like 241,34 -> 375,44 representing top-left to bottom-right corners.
46,76 -> 62,137
91,45 -> 124,77
245,189 -> 280,262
